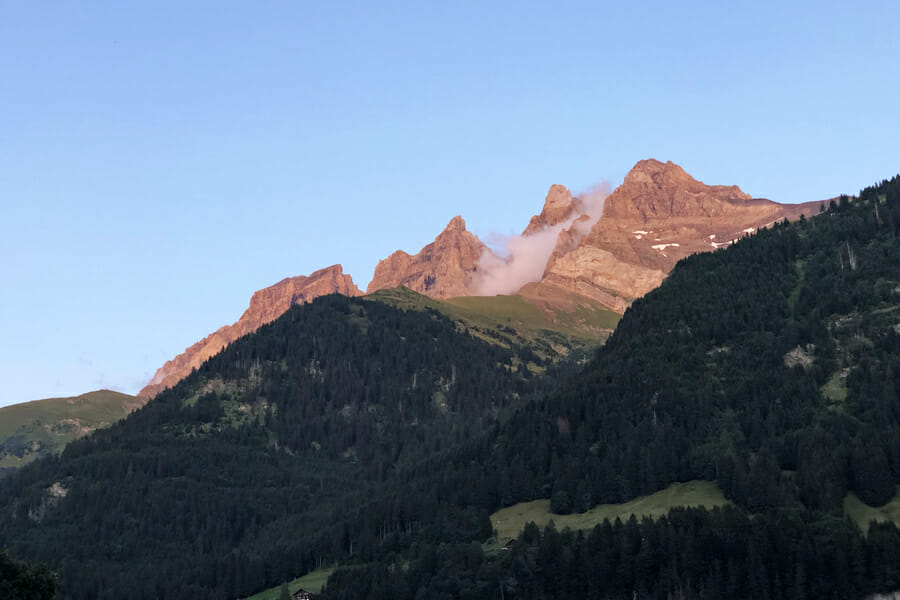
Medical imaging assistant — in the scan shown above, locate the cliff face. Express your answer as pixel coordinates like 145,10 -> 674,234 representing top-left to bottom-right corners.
363,160 -> 824,312
601,159 -> 754,221
539,159 -> 825,311
139,265 -> 361,398
366,216 -> 492,299
522,185 -> 579,235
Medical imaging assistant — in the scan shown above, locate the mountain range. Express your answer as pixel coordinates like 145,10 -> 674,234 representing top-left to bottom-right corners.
139,159 -> 826,399
1,170 -> 898,600
5,158 -> 821,475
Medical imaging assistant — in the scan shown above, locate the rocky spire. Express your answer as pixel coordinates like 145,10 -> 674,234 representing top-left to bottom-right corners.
522,185 -> 579,235
366,216 -> 492,299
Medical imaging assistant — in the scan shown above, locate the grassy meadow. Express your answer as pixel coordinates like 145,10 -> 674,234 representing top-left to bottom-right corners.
0,389 -> 139,470
369,286 -> 620,359
843,486 -> 900,533
488,480 -> 730,547
241,568 -> 334,599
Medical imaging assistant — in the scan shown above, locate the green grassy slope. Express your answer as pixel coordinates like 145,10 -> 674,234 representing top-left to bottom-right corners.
0,390 -> 140,471
488,480 -> 729,545
444,293 -> 620,339
368,286 -> 620,359
241,568 -> 334,599
844,486 -> 900,533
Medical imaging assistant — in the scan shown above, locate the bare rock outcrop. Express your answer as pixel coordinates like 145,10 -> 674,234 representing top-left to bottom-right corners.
139,265 -> 361,398
538,159 -> 825,312
522,185 -> 579,235
366,216 -> 492,299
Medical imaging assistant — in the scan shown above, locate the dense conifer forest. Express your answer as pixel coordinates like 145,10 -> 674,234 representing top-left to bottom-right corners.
320,508 -> 900,600
1,174 -> 900,599
0,297 -> 563,599
0,550 -> 56,599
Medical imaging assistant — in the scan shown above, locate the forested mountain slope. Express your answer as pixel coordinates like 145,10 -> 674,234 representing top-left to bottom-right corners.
0,549 -> 56,599
315,175 -> 900,599
0,296 -> 568,600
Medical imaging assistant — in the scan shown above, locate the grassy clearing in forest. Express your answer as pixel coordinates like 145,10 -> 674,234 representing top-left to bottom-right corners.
488,480 -> 730,546
369,286 -> 620,357
843,487 -> 900,534
241,568 -> 335,599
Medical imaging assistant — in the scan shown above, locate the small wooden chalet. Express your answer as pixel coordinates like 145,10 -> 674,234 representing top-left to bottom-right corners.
292,589 -> 312,600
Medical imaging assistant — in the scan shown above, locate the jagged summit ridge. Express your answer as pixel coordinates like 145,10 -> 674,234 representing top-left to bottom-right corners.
366,215 -> 492,299
540,159 -> 826,311
604,159 -> 754,221
523,185 -> 578,235
139,264 -> 361,398
140,158 -> 829,397
444,214 -> 467,232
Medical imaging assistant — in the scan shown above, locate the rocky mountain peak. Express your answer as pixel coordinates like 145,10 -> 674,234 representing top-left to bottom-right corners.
603,159 -> 753,222
243,264 -> 359,326
539,159 -> 826,312
623,159 -> 688,183
366,216 -> 491,299
523,185 -> 578,235
444,215 -> 467,232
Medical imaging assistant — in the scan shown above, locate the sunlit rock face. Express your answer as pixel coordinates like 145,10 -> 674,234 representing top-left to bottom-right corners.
366,216 -> 493,299
522,185 -> 579,236
139,265 -> 361,399
538,159 -> 826,312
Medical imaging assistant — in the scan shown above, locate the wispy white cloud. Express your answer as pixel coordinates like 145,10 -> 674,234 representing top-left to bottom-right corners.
472,182 -> 610,295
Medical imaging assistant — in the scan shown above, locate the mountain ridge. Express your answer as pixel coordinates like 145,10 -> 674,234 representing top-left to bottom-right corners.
138,264 -> 361,398
538,158 -> 827,310
138,158 -> 828,397
365,215 -> 492,298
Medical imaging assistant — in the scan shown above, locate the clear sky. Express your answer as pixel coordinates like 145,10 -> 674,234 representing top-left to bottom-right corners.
1,1 -> 898,406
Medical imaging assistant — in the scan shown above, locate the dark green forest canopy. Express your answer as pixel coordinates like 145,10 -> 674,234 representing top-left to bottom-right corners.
0,296 -> 567,600
318,507 -> 900,600
0,550 -> 56,600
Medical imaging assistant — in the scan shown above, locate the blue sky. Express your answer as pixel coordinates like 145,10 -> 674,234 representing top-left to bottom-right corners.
1,1 -> 898,406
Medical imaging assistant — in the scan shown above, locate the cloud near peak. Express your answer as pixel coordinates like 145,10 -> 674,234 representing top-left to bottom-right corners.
472,182 -> 610,296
